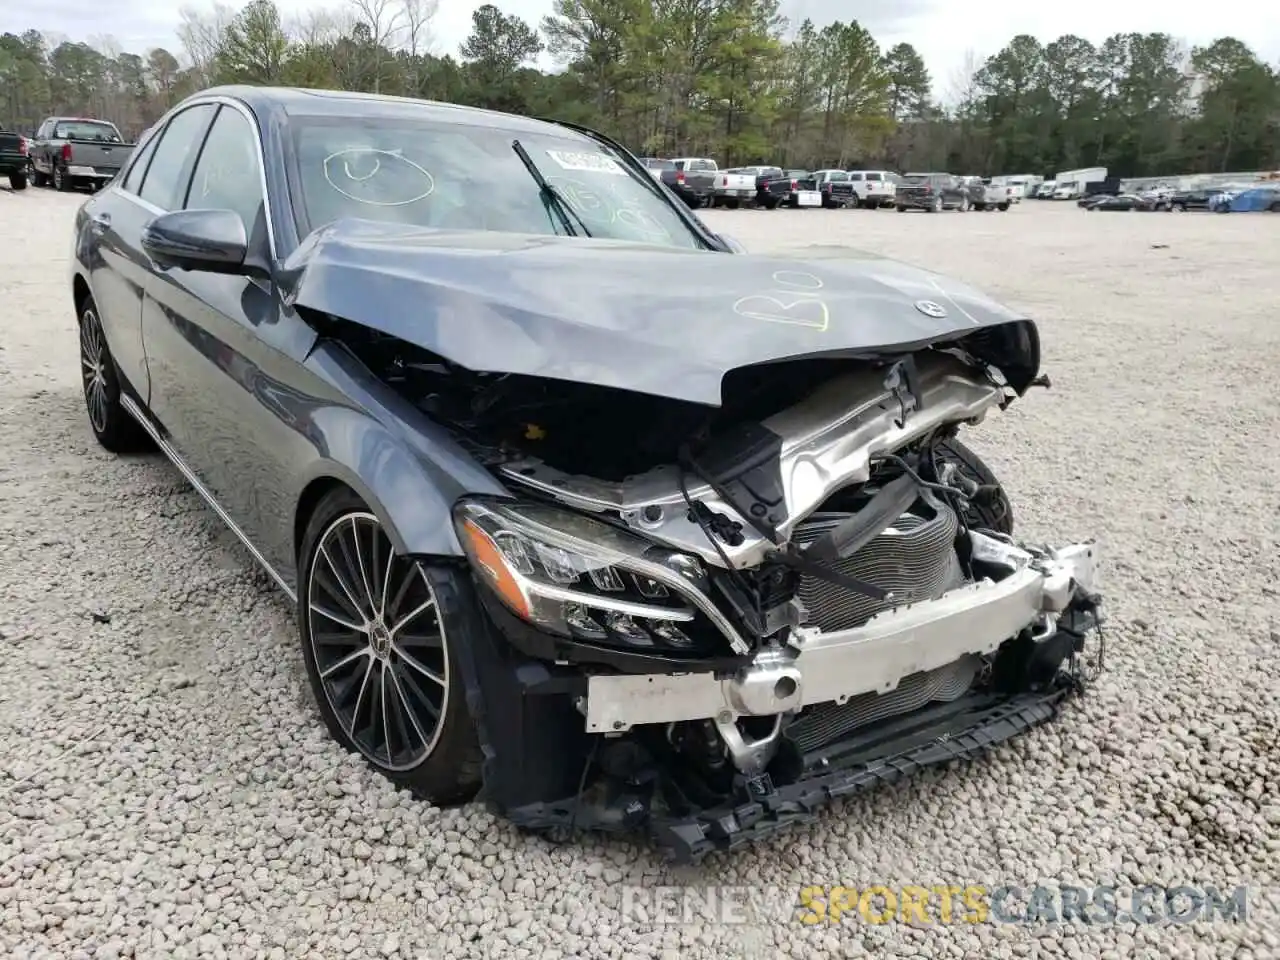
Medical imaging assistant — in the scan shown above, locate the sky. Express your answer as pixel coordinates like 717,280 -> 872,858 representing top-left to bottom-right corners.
3,0 -> 1278,99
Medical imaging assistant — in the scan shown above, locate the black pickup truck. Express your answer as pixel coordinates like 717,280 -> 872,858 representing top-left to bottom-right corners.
29,116 -> 135,192
757,169 -> 823,209
0,125 -> 29,190
657,157 -> 719,208
811,169 -> 857,208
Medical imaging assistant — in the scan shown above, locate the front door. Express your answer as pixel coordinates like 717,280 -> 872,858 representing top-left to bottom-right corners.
138,102 -> 319,572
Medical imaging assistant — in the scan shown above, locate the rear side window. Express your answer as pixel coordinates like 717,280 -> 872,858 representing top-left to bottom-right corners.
138,104 -> 217,210
866,172 -> 881,181
121,131 -> 160,194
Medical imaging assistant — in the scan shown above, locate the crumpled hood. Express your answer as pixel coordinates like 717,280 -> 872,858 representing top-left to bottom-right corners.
282,219 -> 1040,406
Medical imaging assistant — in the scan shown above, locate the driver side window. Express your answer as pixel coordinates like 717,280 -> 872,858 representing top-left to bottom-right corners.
183,106 -> 265,243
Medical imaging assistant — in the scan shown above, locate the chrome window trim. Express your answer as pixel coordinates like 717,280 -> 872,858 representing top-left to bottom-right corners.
114,95 -> 279,263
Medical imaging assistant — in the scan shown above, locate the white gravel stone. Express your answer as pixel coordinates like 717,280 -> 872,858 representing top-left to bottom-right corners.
2,190 -> 1278,959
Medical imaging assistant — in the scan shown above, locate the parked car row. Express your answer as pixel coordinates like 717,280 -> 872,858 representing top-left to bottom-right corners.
1078,186 -> 1280,212
637,157 -> 1022,215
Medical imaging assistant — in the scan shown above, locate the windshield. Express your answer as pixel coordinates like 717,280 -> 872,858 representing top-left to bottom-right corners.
288,118 -> 705,250
54,120 -> 121,142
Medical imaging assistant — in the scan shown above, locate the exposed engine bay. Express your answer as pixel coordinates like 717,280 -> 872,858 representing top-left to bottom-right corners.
321,315 -> 1103,862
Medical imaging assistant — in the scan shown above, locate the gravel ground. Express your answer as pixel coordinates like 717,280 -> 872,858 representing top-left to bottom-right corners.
1,187 -> 1278,960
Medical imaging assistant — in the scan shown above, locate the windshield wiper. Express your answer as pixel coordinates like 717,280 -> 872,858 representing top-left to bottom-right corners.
511,139 -> 592,238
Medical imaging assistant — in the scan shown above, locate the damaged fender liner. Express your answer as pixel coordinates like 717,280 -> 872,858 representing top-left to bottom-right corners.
503,682 -> 1076,864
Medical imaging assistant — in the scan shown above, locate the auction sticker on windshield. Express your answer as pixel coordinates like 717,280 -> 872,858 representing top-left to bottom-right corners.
546,150 -> 626,176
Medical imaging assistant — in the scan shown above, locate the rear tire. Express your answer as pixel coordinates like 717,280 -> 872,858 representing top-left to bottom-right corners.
896,205 -> 907,212
297,488 -> 483,805
8,171 -> 27,190
997,202 -> 1009,211
54,165 -> 72,192
78,298 -> 151,453
30,161 -> 48,188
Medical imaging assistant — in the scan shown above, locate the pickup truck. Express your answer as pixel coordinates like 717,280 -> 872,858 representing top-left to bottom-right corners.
811,169 -> 857,208
975,178 -> 1012,211
29,116 -> 135,192
757,170 -> 822,209
660,157 -> 718,208
846,170 -> 896,208
639,157 -> 672,181
0,125 -> 29,190
712,168 -> 759,208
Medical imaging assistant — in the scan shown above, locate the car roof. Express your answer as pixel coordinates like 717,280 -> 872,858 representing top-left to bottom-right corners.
193,85 -> 599,143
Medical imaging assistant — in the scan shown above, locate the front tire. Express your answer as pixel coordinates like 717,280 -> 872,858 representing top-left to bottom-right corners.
78,299 -> 150,452
30,161 -> 48,188
297,489 -> 483,804
930,196 -> 942,213
933,438 -> 1015,535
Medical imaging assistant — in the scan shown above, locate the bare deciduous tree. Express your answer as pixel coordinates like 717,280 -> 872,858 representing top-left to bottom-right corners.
177,3 -> 236,85
349,0 -> 405,92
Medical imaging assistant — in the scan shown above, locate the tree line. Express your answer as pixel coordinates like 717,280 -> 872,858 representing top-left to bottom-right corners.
2,0 -> 1277,178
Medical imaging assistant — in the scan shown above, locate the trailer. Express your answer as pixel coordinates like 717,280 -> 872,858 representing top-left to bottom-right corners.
1052,167 -> 1107,199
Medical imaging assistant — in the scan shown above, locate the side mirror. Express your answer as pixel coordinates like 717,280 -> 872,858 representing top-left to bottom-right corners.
142,209 -> 248,275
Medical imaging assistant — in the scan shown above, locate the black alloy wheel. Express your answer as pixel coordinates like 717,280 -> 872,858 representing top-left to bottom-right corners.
78,300 -> 149,452
298,490 -> 481,802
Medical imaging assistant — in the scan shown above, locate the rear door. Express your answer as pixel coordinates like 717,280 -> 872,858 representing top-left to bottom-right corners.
83,110 -> 214,404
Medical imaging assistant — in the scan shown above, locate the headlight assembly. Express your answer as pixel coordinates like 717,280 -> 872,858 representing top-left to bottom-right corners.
453,499 -> 747,655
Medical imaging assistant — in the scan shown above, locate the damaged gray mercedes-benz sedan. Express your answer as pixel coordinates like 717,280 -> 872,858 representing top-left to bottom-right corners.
71,85 -> 1103,862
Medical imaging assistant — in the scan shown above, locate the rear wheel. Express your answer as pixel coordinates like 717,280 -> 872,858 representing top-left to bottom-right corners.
896,205 -> 907,212
29,161 -> 47,188
997,202 -> 1009,211
53,165 -> 72,192
298,489 -> 483,804
78,298 -> 151,453
8,171 -> 27,190
930,196 -> 942,213
1269,201 -> 1280,213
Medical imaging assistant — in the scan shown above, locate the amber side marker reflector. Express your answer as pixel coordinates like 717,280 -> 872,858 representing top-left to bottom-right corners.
461,518 -> 531,620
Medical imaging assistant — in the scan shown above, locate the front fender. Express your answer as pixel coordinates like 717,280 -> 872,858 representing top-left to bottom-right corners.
296,343 -> 513,561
